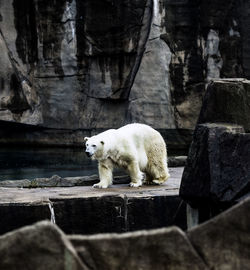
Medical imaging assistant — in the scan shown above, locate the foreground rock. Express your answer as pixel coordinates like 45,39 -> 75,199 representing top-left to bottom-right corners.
180,123 -> 248,208
1,195 -> 250,269
69,227 -> 207,270
0,221 -> 86,270
68,196 -> 250,270
188,197 -> 250,270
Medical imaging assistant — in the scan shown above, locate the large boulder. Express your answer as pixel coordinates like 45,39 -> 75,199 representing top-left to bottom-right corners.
198,79 -> 250,132
0,221 -> 86,270
69,226 -> 208,270
188,197 -> 250,270
180,123 -> 250,208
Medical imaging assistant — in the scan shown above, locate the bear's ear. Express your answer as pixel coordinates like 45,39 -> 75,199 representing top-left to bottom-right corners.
100,140 -> 104,145
83,137 -> 89,143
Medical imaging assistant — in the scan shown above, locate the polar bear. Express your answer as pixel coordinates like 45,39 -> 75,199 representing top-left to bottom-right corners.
84,123 -> 170,188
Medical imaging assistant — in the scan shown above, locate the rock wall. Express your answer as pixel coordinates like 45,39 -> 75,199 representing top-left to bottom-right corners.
0,0 -> 250,146
180,79 -> 250,222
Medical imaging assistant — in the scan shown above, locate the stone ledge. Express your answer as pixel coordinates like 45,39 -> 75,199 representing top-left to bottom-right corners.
0,167 -> 186,235
0,165 -> 185,188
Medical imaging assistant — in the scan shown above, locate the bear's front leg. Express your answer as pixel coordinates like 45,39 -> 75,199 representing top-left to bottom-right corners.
93,160 -> 113,189
127,160 -> 143,187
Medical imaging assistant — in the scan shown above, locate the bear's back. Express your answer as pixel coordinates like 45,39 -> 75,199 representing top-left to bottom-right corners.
117,123 -> 155,136
117,123 -> 162,147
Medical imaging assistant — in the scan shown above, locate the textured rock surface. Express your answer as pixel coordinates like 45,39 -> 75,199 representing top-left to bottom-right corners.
188,197 -> 250,270
1,198 -> 250,270
53,194 -> 186,234
69,227 -> 208,270
0,202 -> 52,235
0,0 -> 155,129
1,1 -> 250,147
161,0 -> 249,129
0,174 -> 101,188
0,120 -> 193,150
0,167 -> 186,235
198,79 -> 250,132
0,221 -> 86,270
180,123 -> 249,208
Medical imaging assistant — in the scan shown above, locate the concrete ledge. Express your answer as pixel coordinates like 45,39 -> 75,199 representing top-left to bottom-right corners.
0,167 -> 186,235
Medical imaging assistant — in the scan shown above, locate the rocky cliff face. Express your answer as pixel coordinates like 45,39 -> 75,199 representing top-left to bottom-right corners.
0,0 -> 249,147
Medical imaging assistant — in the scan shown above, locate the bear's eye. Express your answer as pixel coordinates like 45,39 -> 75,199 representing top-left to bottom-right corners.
92,144 -> 96,148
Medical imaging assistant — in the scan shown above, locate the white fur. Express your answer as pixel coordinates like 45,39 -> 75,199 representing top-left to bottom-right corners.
84,123 -> 170,188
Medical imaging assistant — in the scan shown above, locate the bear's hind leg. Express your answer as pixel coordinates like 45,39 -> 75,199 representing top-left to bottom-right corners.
127,160 -> 143,187
152,174 -> 169,185
149,164 -> 170,185
152,169 -> 170,185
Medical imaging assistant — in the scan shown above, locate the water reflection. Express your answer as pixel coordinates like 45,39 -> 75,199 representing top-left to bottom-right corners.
0,146 -> 98,181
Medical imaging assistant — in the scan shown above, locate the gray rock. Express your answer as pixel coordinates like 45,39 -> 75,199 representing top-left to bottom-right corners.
69,226 -> 208,270
180,123 -> 248,207
0,174 -> 130,188
0,221 -> 86,270
128,0 -> 176,129
168,156 -> 187,167
198,79 -> 250,132
188,197 -> 250,270
0,179 -> 31,188
31,174 -> 100,188
0,175 -> 99,188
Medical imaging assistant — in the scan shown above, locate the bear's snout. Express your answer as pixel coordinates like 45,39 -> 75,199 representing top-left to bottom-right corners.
85,151 -> 93,158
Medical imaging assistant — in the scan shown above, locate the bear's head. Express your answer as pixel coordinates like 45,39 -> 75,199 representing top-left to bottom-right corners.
84,136 -> 105,160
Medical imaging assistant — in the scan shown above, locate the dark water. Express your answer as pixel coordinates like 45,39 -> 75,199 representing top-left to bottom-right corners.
0,146 -> 186,181
0,146 -> 98,181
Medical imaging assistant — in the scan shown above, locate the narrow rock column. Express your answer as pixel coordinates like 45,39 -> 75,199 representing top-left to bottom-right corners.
180,123 -> 250,222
